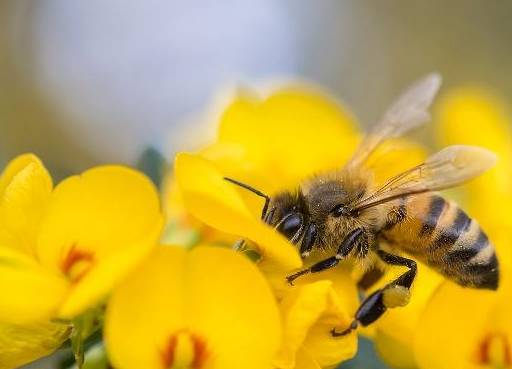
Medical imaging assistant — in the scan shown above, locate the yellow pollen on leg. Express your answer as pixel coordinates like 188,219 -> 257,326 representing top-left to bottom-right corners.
382,285 -> 410,308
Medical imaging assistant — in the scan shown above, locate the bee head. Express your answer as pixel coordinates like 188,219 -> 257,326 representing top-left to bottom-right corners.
257,173 -> 371,251
268,191 -> 307,243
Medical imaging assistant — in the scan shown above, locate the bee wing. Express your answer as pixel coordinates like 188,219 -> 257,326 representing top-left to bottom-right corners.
347,73 -> 442,169
351,145 -> 497,212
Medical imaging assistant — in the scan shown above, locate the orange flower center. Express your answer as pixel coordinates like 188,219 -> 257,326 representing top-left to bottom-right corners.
61,244 -> 95,283
161,331 -> 208,369
478,332 -> 511,368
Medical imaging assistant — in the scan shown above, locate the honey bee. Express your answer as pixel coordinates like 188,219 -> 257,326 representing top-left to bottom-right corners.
225,73 -> 499,335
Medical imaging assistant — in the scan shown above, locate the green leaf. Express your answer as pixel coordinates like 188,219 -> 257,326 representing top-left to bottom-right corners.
137,146 -> 169,188
63,342 -> 109,369
161,219 -> 202,248
70,307 -> 104,368
70,324 -> 84,368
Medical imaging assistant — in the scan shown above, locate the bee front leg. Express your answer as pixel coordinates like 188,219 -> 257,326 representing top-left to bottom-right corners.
286,228 -> 366,285
331,250 -> 417,336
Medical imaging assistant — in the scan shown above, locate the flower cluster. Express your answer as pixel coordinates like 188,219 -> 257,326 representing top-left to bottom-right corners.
0,82 -> 510,369
167,85 -> 512,369
168,86 -> 426,369
0,155 -> 163,368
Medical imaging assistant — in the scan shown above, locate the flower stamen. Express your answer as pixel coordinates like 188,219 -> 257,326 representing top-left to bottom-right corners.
161,331 -> 208,369
478,332 -> 511,368
61,244 -> 95,283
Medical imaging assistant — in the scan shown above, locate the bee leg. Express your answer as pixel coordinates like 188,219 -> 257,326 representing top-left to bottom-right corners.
331,288 -> 384,336
330,321 -> 358,336
264,206 -> 277,224
331,250 -> 417,337
286,228 -> 365,285
299,223 -> 317,259
377,250 -> 417,307
232,239 -> 246,251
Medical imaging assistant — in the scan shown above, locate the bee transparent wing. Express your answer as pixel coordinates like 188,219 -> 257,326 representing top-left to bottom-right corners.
347,73 -> 442,169
351,145 -> 497,212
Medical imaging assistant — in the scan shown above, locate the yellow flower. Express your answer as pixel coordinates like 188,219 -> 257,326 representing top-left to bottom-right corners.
435,87 -> 512,266
0,154 -> 163,368
0,321 -> 71,369
105,245 -> 282,369
214,87 -> 360,192
410,87 -> 512,369
369,87 -> 512,369
175,152 -> 301,274
370,262 -> 444,369
274,269 -> 360,369
171,85 -> 426,368
175,152 -> 360,369
414,273 -> 512,369
163,86 -> 361,248
366,88 -> 512,369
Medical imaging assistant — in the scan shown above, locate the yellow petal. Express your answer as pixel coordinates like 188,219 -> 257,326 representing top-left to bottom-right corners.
0,154 -> 49,195
217,87 -> 360,191
0,247 -> 69,322
413,280 -> 499,369
105,245 -> 282,369
318,260 -> 361,316
163,143 -> 263,247
57,224 -> 162,319
293,347 -> 322,369
434,88 -> 512,233
0,320 -> 70,369
275,281 -> 331,369
488,272 -> 512,334
302,322 -> 357,368
0,154 -> 52,257
374,330 -> 417,369
199,142 -> 273,220
163,86 -> 362,252
436,88 -> 512,223
36,166 -> 163,317
300,267 -> 359,368
162,171 -> 237,249
435,87 -> 512,167
274,279 -> 357,369
175,153 -> 302,272
372,261 -> 443,369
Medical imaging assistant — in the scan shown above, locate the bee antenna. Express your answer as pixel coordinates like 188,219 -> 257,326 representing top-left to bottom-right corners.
223,177 -> 270,220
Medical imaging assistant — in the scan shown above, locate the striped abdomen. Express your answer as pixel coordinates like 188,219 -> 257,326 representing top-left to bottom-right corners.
381,194 -> 499,290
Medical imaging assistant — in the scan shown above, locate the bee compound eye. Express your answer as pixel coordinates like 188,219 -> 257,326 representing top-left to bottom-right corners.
331,204 -> 349,217
278,213 -> 303,240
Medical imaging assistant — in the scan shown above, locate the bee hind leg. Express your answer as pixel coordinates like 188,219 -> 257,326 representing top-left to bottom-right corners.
331,250 -> 417,337
378,250 -> 417,308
